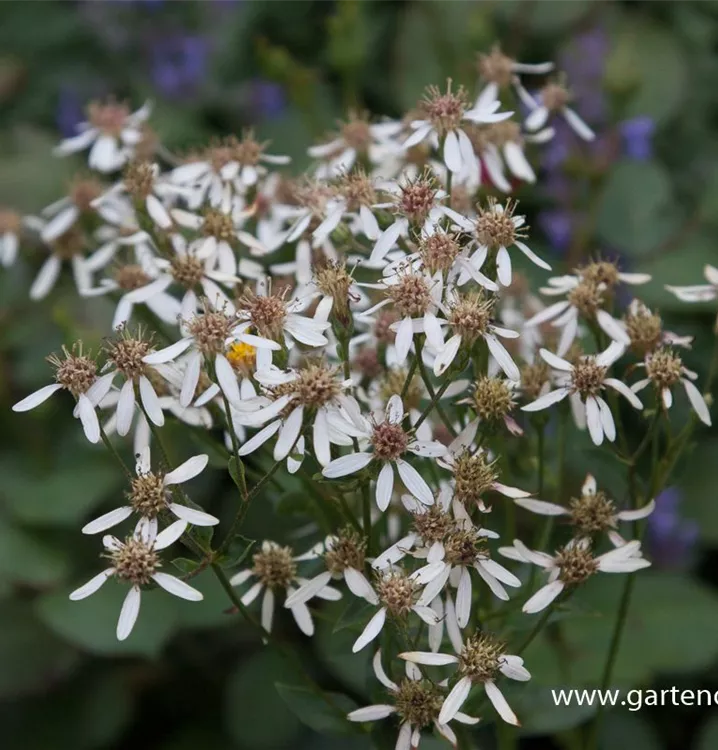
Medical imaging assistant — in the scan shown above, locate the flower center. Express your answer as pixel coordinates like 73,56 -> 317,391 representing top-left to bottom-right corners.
555,543 -> 598,585
69,176 -> 104,211
624,305 -> 662,355
170,255 -> 205,288
251,544 -> 297,589
394,679 -> 443,728
459,634 -> 505,683
226,341 -> 256,374
291,364 -> 341,408
110,537 -> 160,585
371,421 -> 409,461
87,101 -> 130,136
376,571 -> 417,617
571,360 -> 606,399
569,491 -> 617,535
475,198 -> 521,249
540,82 -> 570,112
123,161 -> 156,201
388,274 -> 433,318
567,280 -> 604,317
412,505 -> 454,545
419,232 -> 460,275
188,311 -> 235,354
472,377 -> 514,422
452,451 -> 498,505
421,80 -> 468,135
106,333 -> 152,380
444,527 -> 488,566
324,528 -> 366,575
237,291 -> 287,341
129,472 -> 167,518
48,345 -> 97,396
449,293 -> 493,343
645,349 -> 683,389
477,46 -> 515,87
202,209 -> 236,242
397,178 -> 437,224
114,264 -> 151,291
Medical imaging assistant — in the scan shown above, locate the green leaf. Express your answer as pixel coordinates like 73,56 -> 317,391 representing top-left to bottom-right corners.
224,651 -> 301,749
275,683 -> 359,736
513,683 -> 597,735
679,436 -> 718,544
0,600 -> 78,699
174,569 -> 236,629
696,716 -> 718,750
228,456 -> 247,495
596,161 -> 679,257
172,557 -> 203,575
217,534 -> 255,570
0,517 -> 71,586
36,580 -> 179,657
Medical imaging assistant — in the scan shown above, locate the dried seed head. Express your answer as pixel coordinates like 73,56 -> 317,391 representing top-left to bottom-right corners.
47,343 -> 97,396
475,198 -> 524,249
452,451 -> 498,505
448,292 -> 494,344
203,136 -> 240,172
324,527 -> 366,575
105,327 -> 153,380
570,359 -> 607,399
394,679 -> 444,728
520,361 -> 551,401
444,526 -> 488,566
458,633 -> 506,683
412,504 -> 454,545
113,264 -> 151,291
569,489 -> 617,535
202,209 -> 235,242
371,421 -> 409,461
379,368 -> 423,412
50,226 -> 86,259
87,100 -> 130,136
376,569 -> 417,617
470,120 -> 522,150
555,542 -> 598,584
567,280 -> 604,317
477,45 -> 515,87
539,82 -> 571,112
236,289 -> 287,341
374,310 -> 399,344
0,208 -> 21,234
170,254 -> 205,289
419,232 -> 461,275
110,537 -> 160,585
233,129 -> 267,166
128,472 -> 167,518
396,173 -> 438,224
251,542 -> 297,589
624,302 -> 663,356
645,349 -> 683,389
580,260 -> 620,289
420,79 -> 468,136
353,348 -> 383,379
226,341 -> 256,376
337,169 -> 376,209
290,363 -> 341,408
315,261 -> 355,321
387,273 -> 433,318
449,183 -> 473,217
69,176 -> 104,211
187,310 -> 235,355
134,124 -> 159,162
471,377 -> 515,423
123,160 -> 156,201
294,180 -> 334,218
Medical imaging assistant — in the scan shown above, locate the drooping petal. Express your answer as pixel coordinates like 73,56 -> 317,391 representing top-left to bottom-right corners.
69,568 -> 113,600
322,451 -> 374,478
438,676 -> 472,725
396,460 -> 434,506
522,580 -> 564,614
116,586 -> 141,641
12,383 -> 63,412
164,454 -> 208,486
82,506 -> 133,535
352,607 -> 387,653
152,572 -> 203,601
485,680 -> 520,725
169,502 -> 219,526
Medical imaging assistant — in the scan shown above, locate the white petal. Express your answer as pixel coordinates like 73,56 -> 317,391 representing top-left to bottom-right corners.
146,194 -> 172,230
164,454 -> 208,485
352,607 -> 387,653
345,568 -> 379,605
456,567 -> 472,628
394,316 -> 414,364
69,568 -> 113,600
238,420 -> 282,456
521,387 -> 570,412
12,383 -> 63,412
143,338 -> 193,364
563,107 -> 595,141
412,605 -> 441,625
41,205 -> 80,243
138,375 -> 164,426
82,506 -> 133,534
347,705 -> 397,722
616,499 -> 656,522
152,572 -> 203,601
169,502 -> 219,526
261,588 -> 275,632
386,394 -> 405,425
443,131 -> 463,173
396,460 -> 433,506
439,676 -> 472,724
116,586 -> 141,641
597,397 -> 616,442
585,396 -> 604,446
375,462 -> 395,512
683,378 -> 712,425
373,650 -> 399,691
514,498 -> 567,516
485,680 -> 519,725
154,519 -> 188,549
78,393 -> 101,443
604,378 -> 643,410
399,651 -> 459,666
322,451 -> 374,478
179,351 -> 203,408
284,571 -> 333,608
525,106 -> 549,131
496,247 -> 512,286
486,334 -> 520,381
215,353 -> 241,405
274,405 -> 304,460
522,580 -> 564,614
30,255 -> 62,300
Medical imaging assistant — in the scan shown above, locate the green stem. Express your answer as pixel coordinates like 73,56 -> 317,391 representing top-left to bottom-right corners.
99,425 -> 133,478
415,337 -> 458,437
413,377 -> 453,433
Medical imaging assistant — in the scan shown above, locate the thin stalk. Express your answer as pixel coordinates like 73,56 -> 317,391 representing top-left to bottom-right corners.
415,337 -> 457,437
413,377 -> 454,433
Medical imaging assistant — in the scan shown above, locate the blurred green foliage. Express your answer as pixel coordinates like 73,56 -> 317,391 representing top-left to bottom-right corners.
2,1 -> 718,749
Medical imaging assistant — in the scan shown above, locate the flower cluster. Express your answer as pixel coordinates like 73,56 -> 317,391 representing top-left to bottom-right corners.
7,46 -> 713,746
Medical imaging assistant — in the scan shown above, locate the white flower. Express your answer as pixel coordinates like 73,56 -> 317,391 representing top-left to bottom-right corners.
522,343 -> 643,446
401,633 -> 531,726
523,82 -> 595,142
631,348 -> 712,426
515,473 -> 655,547
229,540 -> 341,636
347,651 -> 479,749
476,45 -> 554,106
0,209 -> 22,267
54,100 -> 152,172
499,537 -> 651,614
12,344 -> 115,444
322,394 -> 446,511
666,264 -> 718,303
403,80 -> 512,175
69,520 -> 201,641
81,446 -> 216,538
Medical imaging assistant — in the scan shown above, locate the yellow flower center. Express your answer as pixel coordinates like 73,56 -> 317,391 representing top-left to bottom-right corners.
226,341 -> 256,371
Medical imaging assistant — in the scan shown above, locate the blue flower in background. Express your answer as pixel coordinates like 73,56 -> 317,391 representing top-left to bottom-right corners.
150,34 -> 209,99
619,116 -> 655,161
647,487 -> 699,570
538,209 -> 574,255
250,78 -> 287,120
56,88 -> 85,138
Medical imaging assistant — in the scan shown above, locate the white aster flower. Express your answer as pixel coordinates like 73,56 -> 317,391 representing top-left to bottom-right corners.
82,445 -> 216,539
524,80 -> 595,142
322,394 -> 447,511
666,264 -> 718,304
499,537 -> 651,614
229,540 -> 341,636
522,343 -> 643,446
401,631 -> 531,726
54,100 -> 152,172
348,651 -> 479,749
69,520 -> 201,641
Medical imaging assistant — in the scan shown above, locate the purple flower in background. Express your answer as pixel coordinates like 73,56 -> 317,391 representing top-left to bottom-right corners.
56,89 -> 85,138
647,487 -> 698,570
619,117 -> 655,161
249,78 -> 287,120
538,209 -> 575,254
150,34 -> 209,99
558,27 -> 609,124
